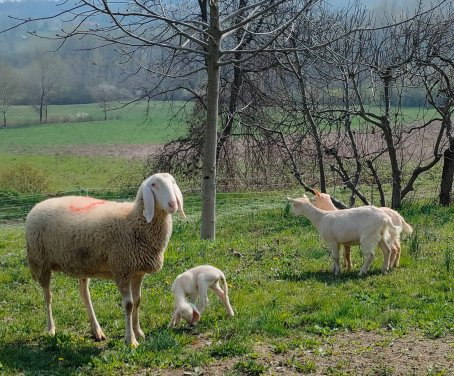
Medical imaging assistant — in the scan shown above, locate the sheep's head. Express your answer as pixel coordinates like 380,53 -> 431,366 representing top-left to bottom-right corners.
287,195 -> 310,216
312,189 -> 336,211
140,173 -> 186,223
178,302 -> 201,326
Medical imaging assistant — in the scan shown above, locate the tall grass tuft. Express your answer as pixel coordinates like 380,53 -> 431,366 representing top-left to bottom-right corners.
408,229 -> 422,259
444,248 -> 453,273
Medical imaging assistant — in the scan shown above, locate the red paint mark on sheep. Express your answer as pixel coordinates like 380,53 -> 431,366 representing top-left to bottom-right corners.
69,198 -> 107,213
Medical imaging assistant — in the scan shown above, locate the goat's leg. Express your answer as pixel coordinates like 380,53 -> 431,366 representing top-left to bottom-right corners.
79,278 -> 106,341
392,241 -> 401,268
116,279 -> 138,347
196,281 -> 210,314
131,274 -> 145,340
40,270 -> 55,336
211,281 -> 234,317
343,245 -> 353,271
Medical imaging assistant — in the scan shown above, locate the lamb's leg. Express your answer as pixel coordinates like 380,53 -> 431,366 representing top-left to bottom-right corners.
359,243 -> 376,276
327,242 -> 341,275
131,274 -> 145,340
40,271 -> 55,335
378,240 -> 391,274
343,245 -> 353,271
116,279 -> 138,348
211,281 -> 234,317
168,307 -> 181,328
79,278 -> 106,341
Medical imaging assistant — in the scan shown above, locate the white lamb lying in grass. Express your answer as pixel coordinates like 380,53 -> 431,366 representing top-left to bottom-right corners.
312,190 -> 413,269
287,195 -> 402,276
168,265 -> 234,328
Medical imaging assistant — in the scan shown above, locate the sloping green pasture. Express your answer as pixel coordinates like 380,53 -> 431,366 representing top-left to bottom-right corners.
0,194 -> 453,375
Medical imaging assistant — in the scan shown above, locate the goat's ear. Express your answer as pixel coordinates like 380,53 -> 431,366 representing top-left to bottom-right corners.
142,181 -> 155,223
173,181 -> 186,218
287,197 -> 294,202
191,307 -> 201,325
313,189 -> 321,196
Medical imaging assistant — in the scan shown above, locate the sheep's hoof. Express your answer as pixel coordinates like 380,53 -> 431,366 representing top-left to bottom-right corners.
94,329 -> 107,341
127,338 -> 139,348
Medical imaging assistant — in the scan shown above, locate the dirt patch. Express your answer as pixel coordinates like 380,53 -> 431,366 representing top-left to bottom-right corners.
153,331 -> 454,375
10,144 -> 162,160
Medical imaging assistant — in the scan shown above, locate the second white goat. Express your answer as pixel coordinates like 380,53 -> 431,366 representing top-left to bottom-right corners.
168,265 -> 234,328
287,195 -> 402,276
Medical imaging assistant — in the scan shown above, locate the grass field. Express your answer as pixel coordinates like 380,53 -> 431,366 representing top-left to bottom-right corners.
0,193 -> 453,375
0,102 -> 453,375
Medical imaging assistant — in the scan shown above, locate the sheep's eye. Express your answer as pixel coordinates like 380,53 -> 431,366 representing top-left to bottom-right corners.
151,183 -> 156,187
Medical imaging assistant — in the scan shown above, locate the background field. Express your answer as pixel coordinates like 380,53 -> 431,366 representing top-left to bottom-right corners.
0,103 -> 453,375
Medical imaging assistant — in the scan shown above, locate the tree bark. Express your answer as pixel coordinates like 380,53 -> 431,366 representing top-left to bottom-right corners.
440,137 -> 454,206
200,0 -> 221,240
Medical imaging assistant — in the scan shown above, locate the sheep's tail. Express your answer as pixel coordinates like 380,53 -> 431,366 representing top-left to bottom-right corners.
220,272 -> 234,317
400,218 -> 413,234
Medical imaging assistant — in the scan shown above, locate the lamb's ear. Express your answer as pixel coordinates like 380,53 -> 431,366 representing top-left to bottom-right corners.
173,181 -> 186,218
191,307 -> 201,325
287,197 -> 295,203
142,181 -> 155,223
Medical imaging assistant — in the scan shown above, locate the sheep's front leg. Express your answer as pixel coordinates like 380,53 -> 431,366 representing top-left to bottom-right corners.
116,279 -> 138,348
196,282 -> 210,314
327,242 -> 341,275
168,307 -> 181,328
79,278 -> 106,341
131,274 -> 145,340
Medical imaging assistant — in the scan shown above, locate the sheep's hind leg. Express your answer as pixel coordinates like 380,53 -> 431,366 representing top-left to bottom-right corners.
131,274 -> 145,340
358,243 -> 376,276
40,270 -> 55,336
211,281 -> 234,317
343,245 -> 353,271
378,241 -> 391,274
79,278 -> 106,341
116,279 -> 138,348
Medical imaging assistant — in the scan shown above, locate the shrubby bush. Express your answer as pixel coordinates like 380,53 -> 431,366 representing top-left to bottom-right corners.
0,163 -> 52,193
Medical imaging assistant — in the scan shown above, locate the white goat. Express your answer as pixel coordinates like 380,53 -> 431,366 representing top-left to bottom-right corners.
168,265 -> 234,328
25,173 -> 185,347
312,190 -> 413,269
287,195 -> 402,276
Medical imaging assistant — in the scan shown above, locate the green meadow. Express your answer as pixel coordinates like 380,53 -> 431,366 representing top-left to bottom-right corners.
0,103 -> 453,375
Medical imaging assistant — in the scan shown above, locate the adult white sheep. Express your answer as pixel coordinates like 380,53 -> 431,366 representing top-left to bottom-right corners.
25,173 -> 185,347
287,195 -> 401,276
312,189 -> 413,269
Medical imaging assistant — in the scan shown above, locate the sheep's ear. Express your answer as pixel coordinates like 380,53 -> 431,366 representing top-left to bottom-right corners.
142,181 -> 155,223
313,189 -> 321,196
173,181 -> 186,218
287,197 -> 295,203
191,307 -> 201,325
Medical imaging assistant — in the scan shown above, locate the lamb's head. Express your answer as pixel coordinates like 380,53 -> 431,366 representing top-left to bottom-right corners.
139,173 -> 186,223
178,302 -> 201,326
312,189 -> 336,211
287,195 -> 310,216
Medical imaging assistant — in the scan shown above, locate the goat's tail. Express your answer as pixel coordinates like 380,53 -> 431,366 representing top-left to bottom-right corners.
220,272 -> 235,317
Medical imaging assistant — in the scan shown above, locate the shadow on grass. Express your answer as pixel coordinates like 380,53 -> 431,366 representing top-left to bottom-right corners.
275,268 -> 385,284
0,335 -> 103,375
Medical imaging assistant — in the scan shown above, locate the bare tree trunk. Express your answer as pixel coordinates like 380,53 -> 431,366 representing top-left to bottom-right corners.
201,0 -> 221,240
2,112 -> 6,127
440,137 -> 454,206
